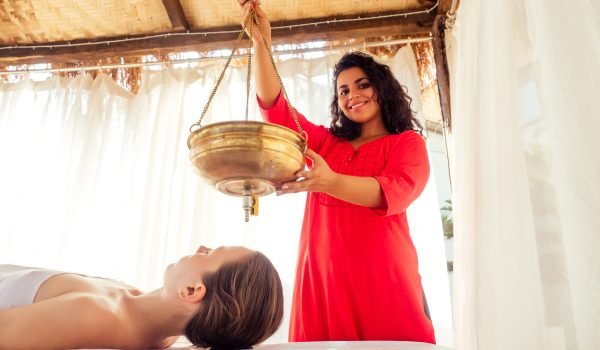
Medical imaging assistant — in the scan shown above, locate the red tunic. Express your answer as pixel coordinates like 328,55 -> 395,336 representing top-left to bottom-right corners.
259,93 -> 435,344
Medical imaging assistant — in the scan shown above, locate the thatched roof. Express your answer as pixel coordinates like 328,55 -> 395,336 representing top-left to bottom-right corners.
0,0 -> 453,65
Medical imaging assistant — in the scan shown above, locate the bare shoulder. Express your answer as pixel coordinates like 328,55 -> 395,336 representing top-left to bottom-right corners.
0,293 -> 142,349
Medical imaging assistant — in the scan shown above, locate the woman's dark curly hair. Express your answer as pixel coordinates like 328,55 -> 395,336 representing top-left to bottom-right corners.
330,51 -> 423,140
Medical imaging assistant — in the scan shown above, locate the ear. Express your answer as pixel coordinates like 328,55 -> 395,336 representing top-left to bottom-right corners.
178,282 -> 206,304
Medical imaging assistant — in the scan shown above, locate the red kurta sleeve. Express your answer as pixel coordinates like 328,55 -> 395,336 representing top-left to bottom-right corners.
373,131 -> 430,216
257,91 -> 329,153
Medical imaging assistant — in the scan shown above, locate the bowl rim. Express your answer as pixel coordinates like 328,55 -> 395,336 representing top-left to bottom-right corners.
187,120 -> 305,148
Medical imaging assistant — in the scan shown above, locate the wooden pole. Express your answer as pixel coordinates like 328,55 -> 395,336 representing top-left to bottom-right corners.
432,14 -> 452,129
0,11 -> 434,66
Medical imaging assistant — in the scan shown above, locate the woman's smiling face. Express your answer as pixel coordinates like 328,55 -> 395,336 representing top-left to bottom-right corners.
336,66 -> 382,125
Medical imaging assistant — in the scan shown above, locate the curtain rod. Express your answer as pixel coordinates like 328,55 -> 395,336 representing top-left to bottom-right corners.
0,36 -> 431,76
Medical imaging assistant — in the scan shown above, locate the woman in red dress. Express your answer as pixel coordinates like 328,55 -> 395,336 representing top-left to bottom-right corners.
240,0 -> 435,343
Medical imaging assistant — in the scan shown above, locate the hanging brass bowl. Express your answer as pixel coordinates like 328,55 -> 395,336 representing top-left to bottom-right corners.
186,11 -> 307,221
187,121 -> 306,197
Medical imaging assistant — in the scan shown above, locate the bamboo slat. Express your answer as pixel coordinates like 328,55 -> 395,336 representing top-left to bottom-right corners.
1,0 -> 434,46
181,0 -> 428,28
0,0 -> 172,44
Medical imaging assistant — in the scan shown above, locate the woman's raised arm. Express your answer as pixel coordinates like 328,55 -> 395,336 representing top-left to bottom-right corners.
240,0 -> 281,107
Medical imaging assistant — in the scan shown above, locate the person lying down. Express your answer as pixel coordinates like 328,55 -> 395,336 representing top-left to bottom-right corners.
0,246 -> 284,350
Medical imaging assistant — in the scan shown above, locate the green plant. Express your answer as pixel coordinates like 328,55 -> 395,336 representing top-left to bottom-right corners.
440,199 -> 453,240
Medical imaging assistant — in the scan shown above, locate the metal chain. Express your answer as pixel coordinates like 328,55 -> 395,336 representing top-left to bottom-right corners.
189,9 -> 306,142
189,13 -> 254,132
252,12 -> 305,138
245,20 -> 253,121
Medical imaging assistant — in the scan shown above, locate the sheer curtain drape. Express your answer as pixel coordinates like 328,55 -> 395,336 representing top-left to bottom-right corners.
0,46 -> 451,344
447,0 -> 600,349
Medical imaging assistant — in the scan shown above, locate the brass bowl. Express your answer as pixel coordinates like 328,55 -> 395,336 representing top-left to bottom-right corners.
187,121 -> 306,197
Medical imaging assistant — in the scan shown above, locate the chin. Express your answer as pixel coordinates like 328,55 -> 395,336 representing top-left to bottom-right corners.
163,263 -> 174,277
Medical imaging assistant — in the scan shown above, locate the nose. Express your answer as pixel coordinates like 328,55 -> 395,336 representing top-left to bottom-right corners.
348,89 -> 360,99
196,245 -> 213,254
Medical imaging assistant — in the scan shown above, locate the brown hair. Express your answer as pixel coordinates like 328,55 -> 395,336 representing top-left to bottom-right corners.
184,251 -> 284,350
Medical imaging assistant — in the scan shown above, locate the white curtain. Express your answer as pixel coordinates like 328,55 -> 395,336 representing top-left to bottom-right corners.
447,0 -> 600,349
0,46 -> 451,344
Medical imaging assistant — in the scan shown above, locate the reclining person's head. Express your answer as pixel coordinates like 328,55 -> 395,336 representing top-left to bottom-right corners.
183,248 -> 284,349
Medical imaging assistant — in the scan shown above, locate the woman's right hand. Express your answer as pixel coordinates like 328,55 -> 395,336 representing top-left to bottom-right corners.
238,0 -> 280,107
239,0 -> 272,47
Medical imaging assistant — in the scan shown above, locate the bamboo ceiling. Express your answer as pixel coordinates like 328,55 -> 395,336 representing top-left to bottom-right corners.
0,0 -> 454,65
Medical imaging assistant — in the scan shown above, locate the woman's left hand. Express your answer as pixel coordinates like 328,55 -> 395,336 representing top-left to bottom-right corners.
277,149 -> 338,195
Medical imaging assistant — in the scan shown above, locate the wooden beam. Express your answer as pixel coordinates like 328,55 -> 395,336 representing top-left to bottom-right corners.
161,0 -> 189,32
437,0 -> 453,14
432,14 -> 452,129
0,10 -> 435,66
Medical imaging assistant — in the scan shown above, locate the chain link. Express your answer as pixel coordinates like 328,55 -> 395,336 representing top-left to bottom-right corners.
245,15 -> 253,121
189,13 -> 254,132
252,14 -> 305,137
